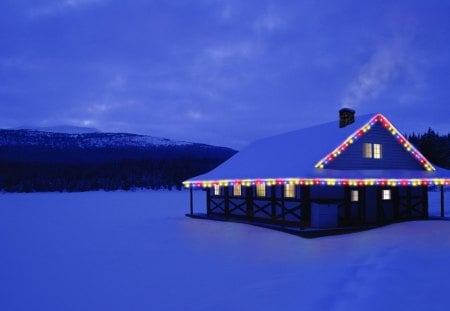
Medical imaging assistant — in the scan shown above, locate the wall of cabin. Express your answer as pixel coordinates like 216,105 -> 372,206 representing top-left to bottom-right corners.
326,122 -> 424,170
207,184 -> 306,226
206,184 -> 428,228
363,186 -> 428,224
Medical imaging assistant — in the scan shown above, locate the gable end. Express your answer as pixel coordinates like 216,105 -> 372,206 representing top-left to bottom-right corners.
315,114 -> 435,171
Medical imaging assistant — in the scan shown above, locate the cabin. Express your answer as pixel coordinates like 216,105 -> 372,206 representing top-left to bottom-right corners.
184,110 -> 449,232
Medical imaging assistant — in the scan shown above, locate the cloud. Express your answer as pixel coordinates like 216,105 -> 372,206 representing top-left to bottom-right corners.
29,0 -> 107,18
178,39 -> 261,102
217,1 -> 236,22
79,119 -> 96,127
253,5 -> 288,33
194,40 -> 261,80
187,110 -> 204,121
204,0 -> 241,23
87,103 -> 111,113
108,73 -> 127,91
205,42 -> 254,63
341,36 -> 417,109
85,98 -> 142,115
35,98 -> 144,133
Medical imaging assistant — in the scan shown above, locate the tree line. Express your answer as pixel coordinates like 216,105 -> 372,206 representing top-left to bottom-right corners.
0,145 -> 237,192
407,129 -> 450,169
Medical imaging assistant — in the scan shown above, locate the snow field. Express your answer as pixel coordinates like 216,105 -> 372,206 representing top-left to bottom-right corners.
0,190 -> 448,311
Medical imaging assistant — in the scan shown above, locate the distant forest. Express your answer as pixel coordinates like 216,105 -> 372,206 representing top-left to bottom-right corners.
407,129 -> 450,169
0,145 -> 237,192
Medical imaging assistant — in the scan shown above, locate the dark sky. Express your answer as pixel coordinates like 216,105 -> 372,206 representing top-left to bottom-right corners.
1,0 -> 449,148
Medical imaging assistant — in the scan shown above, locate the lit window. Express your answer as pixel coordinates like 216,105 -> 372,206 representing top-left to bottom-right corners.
351,190 -> 359,202
213,185 -> 220,196
363,143 -> 382,159
233,184 -> 242,196
382,189 -> 391,200
256,184 -> 266,197
363,143 -> 372,158
374,144 -> 382,159
284,184 -> 295,198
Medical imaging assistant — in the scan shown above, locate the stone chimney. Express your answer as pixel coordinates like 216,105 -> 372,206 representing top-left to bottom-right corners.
339,108 -> 355,128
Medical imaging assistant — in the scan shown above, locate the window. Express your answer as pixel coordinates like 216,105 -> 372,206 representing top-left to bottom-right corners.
363,143 -> 372,158
373,144 -> 382,159
284,184 -> 295,198
213,184 -> 220,196
351,190 -> 359,202
382,189 -> 391,200
256,184 -> 266,197
233,184 -> 242,196
363,143 -> 382,159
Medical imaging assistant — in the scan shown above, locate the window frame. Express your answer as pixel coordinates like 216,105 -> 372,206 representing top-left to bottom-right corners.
213,184 -> 221,196
256,184 -> 266,197
363,143 -> 372,158
373,143 -> 382,159
351,189 -> 359,202
363,143 -> 382,159
284,184 -> 296,198
382,189 -> 392,201
233,184 -> 242,197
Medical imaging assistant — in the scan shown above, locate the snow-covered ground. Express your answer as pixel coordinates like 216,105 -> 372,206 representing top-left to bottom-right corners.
0,190 -> 448,311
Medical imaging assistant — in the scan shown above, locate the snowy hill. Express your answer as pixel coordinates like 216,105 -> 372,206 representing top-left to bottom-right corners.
0,128 -> 195,148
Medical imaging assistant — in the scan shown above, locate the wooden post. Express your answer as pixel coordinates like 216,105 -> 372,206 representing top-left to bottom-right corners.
246,186 -> 254,218
224,186 -> 230,216
189,187 -> 193,215
206,188 -> 211,215
271,185 -> 276,221
441,185 -> 445,218
281,185 -> 286,224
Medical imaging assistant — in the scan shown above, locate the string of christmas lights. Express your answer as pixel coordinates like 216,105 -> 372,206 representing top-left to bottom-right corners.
184,178 -> 449,188
314,114 -> 436,171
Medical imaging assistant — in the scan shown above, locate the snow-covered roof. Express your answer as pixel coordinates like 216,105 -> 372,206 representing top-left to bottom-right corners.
186,113 -> 450,186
